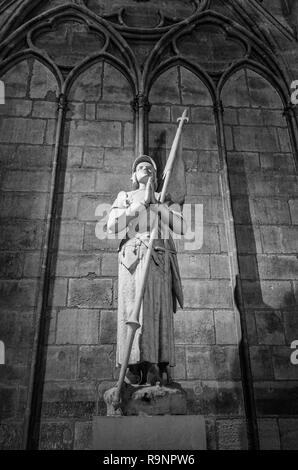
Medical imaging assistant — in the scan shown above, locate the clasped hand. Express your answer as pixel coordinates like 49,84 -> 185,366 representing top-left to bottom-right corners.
144,176 -> 158,206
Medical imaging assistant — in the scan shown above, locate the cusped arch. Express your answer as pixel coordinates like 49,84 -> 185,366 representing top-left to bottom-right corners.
147,59 -> 216,104
0,3 -> 139,90
218,60 -> 288,108
0,50 -> 62,93
64,54 -> 137,98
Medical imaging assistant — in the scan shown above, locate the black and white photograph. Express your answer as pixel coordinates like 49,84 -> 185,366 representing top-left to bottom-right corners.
0,0 -> 298,455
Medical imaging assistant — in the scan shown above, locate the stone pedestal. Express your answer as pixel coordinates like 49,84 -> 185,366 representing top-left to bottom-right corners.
92,415 -> 206,450
104,382 -> 187,416
92,382 -> 206,450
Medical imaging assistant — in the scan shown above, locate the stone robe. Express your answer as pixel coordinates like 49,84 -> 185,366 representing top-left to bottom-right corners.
108,190 -> 183,367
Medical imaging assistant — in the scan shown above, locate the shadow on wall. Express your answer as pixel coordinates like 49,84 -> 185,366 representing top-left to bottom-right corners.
231,153 -> 298,449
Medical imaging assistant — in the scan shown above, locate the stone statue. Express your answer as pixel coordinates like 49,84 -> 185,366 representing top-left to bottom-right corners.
107,154 -> 185,387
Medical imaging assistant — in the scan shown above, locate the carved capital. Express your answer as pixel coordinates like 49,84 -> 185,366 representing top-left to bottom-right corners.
57,93 -> 67,112
132,93 -> 151,113
283,102 -> 296,118
213,100 -> 224,116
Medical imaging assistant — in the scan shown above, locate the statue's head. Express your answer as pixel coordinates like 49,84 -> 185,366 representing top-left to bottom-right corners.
131,155 -> 158,190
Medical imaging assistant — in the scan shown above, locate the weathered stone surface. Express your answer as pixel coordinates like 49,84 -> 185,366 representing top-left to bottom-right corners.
233,126 -> 280,152
102,63 -> 132,102
177,254 -> 210,279
0,422 -> 23,450
183,280 -> 233,308
69,120 -> 122,147
149,105 -> 171,122
0,309 -> 34,347
0,117 -> 47,144
0,280 -> 37,308
174,310 -> 215,345
104,148 -> 134,172
93,414 -> 206,450
255,382 -> 298,415
2,60 -> 29,98
241,280 -> 295,309
0,98 -> 32,117
83,222 -> 119,251
214,310 -> 238,345
32,101 -> 57,118
0,386 -> 18,420
186,172 -> 219,195
78,345 -> 114,380
101,253 -> 118,276
210,255 -> 230,279
45,346 -> 78,381
39,422 -> 74,450
105,382 -> 187,417
55,253 -> 101,277
56,309 -> 99,345
261,226 -> 298,254
260,152 -> 295,173
68,278 -> 113,308
249,346 -> 274,380
180,68 -> 212,106
279,418 -> 298,450
149,67 -> 180,104
216,419 -> 248,450
30,61 -> 58,100
254,311 -> 285,345
95,172 -> 131,194
83,147 -> 104,168
289,199 -> 298,224
99,310 -> 117,344
48,279 -> 68,307
71,170 -> 96,192
1,170 -> 50,191
0,193 -> 48,219
74,421 -> 93,450
0,252 -> 24,278
97,103 -> 132,121
272,347 -> 298,380
222,70 -> 250,107
69,63 -> 103,101
258,419 -> 280,450
124,122 -> 134,147
186,346 -> 241,380
54,222 -> 84,251
181,380 -> 244,416
283,311 -> 298,343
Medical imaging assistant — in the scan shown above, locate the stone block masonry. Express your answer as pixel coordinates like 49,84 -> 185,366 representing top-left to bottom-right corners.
222,67 -> 298,448
0,58 -> 60,449
1,5 -> 298,450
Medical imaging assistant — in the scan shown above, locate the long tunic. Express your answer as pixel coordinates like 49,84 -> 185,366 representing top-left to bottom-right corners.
108,190 -> 183,367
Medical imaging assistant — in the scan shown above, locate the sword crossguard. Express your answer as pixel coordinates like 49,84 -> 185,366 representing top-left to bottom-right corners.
177,109 -> 189,124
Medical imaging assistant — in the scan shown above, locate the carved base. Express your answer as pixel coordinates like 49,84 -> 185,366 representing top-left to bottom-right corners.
104,381 -> 187,416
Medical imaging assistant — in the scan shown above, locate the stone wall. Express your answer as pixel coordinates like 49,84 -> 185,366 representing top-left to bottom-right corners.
0,58 -> 59,449
222,68 -> 298,449
148,66 -> 246,450
1,0 -> 298,451
38,61 -> 134,450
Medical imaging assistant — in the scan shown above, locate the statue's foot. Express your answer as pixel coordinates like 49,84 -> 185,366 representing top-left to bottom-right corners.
147,364 -> 162,386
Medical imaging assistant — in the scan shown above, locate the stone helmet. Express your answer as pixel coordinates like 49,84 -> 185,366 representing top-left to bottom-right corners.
131,154 -> 158,190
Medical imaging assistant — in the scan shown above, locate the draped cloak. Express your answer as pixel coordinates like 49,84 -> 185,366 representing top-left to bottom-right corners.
108,190 -> 183,367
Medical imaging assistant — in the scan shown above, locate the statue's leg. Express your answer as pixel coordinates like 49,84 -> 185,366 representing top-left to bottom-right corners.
126,364 -> 142,385
147,363 -> 163,385
159,362 -> 173,385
